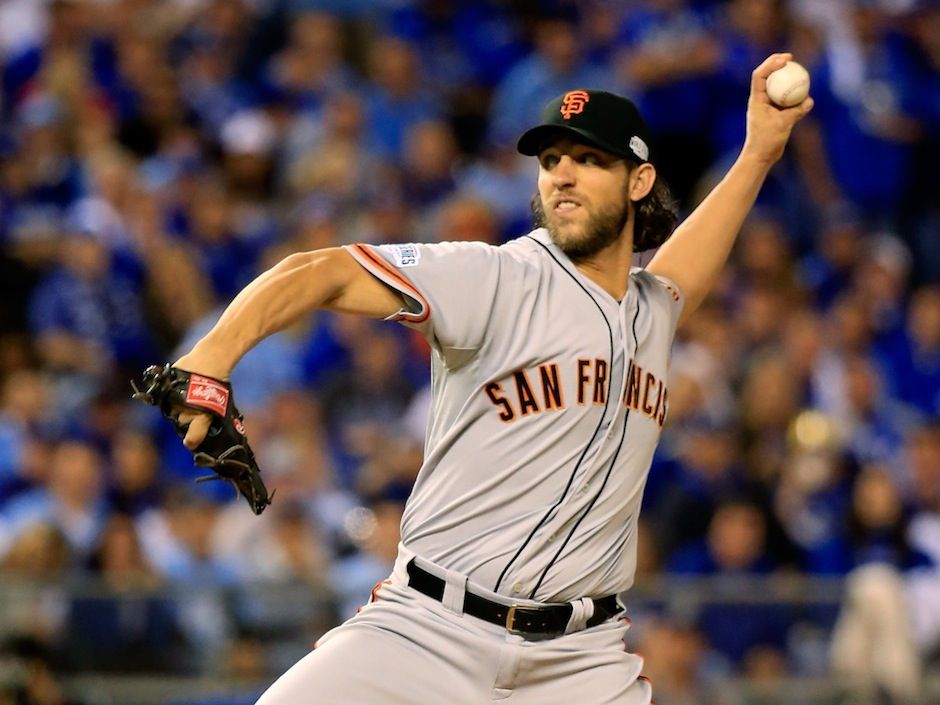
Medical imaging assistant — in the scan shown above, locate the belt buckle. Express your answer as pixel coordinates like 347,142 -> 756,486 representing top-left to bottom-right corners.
505,604 -> 522,633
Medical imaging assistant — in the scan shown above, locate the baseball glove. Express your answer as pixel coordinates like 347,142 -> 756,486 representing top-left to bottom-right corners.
131,364 -> 272,515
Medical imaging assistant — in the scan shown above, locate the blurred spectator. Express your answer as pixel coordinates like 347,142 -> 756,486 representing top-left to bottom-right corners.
739,351 -> 802,480
780,308 -> 825,406
27,214 -> 157,394
906,422 -> 940,656
851,234 -> 912,352
0,522 -> 70,646
830,563 -> 924,705
64,514 -> 183,673
774,410 -> 855,574
877,285 -> 940,417
136,491 -> 239,661
251,502 -> 332,586
905,421 -> 940,514
137,490 -> 238,585
106,430 -> 163,516
284,90 -> 388,209
215,500 -> 337,645
115,47 -> 187,160
847,463 -> 930,570
811,294 -> 874,421
386,1 -> 525,96
319,319 -> 417,484
173,177 -> 261,301
331,495 -> 405,619
650,419 -> 751,557
245,389 -> 359,544
0,439 -> 106,562
0,635 -> 85,705
220,109 -> 278,203
361,35 -> 441,160
798,204 -> 864,310
669,500 -> 791,671
488,12 -> 617,150
7,93 -> 82,213
666,300 -> 737,427
809,0 -> 925,224
0,369 -> 52,499
668,499 -> 777,576
454,142 -> 534,238
262,11 -> 354,114
614,0 -> 720,204
426,193 -> 500,244
633,617 -> 707,705
735,285 -> 792,353
840,352 -> 913,468
711,0 -> 791,157
733,214 -> 800,293
829,427 -> 940,705
400,119 -> 459,209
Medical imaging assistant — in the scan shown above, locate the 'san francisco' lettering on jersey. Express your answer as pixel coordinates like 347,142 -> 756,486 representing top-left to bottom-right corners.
343,229 -> 684,603
483,359 -> 669,427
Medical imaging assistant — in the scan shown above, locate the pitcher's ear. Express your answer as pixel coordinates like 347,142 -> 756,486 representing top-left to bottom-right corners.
628,162 -> 656,203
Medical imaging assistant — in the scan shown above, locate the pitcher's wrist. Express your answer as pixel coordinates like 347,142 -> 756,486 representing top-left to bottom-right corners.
174,338 -> 237,380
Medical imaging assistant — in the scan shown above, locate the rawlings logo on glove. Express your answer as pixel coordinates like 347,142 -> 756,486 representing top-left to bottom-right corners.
131,364 -> 273,515
185,375 -> 230,415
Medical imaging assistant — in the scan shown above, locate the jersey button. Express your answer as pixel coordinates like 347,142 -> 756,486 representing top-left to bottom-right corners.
512,582 -> 524,594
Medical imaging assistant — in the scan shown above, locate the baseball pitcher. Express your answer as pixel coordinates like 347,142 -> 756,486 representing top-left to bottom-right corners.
139,54 -> 812,704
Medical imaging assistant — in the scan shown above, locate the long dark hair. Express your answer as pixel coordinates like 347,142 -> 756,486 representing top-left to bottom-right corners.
530,162 -> 678,252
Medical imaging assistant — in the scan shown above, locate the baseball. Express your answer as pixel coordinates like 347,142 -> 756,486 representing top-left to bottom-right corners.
766,60 -> 810,108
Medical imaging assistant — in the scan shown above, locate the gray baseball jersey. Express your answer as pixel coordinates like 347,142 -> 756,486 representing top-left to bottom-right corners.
344,227 -> 683,602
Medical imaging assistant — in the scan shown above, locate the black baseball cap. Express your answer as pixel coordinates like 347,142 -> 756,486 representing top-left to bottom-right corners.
517,90 -> 652,164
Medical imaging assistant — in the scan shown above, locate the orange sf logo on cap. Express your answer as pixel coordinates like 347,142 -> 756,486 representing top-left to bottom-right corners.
560,90 -> 590,119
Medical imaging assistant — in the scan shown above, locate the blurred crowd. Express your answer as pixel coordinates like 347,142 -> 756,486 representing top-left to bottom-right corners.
0,0 -> 937,703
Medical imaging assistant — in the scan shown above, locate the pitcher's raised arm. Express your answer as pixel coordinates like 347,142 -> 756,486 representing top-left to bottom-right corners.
647,53 -> 814,325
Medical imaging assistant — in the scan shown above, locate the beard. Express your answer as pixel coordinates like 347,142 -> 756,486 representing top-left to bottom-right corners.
531,193 -> 631,262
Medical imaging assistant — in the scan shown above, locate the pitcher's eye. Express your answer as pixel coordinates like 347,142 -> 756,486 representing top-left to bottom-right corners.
540,154 -> 560,169
578,152 -> 601,165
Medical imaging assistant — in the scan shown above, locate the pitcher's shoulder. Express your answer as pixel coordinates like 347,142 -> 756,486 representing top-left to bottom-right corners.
497,228 -> 558,265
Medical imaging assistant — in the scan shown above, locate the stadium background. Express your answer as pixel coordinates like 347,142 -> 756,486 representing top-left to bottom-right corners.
0,0 -> 937,703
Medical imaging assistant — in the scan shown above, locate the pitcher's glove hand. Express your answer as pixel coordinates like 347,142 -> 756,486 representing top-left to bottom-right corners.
131,364 -> 272,515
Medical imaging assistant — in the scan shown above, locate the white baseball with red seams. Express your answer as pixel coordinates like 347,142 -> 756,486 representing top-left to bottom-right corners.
256,230 -> 684,705
765,60 -> 810,108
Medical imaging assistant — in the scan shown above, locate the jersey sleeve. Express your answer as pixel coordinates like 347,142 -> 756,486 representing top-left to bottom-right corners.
344,241 -> 501,355
634,269 -> 685,338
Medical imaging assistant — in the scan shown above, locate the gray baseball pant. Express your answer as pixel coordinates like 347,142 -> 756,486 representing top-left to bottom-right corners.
256,555 -> 653,704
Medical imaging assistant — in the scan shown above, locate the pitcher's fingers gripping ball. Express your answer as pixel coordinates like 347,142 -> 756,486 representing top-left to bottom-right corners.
131,364 -> 272,514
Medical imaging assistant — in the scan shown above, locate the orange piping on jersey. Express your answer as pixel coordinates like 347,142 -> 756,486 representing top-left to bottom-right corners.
662,282 -> 681,303
369,578 -> 392,603
351,244 -> 431,324
356,577 -> 392,615
638,674 -> 655,704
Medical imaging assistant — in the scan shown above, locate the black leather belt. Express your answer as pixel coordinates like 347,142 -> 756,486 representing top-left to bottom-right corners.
406,558 -> 620,637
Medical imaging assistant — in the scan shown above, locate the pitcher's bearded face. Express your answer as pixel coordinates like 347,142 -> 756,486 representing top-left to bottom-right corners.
535,140 -> 632,261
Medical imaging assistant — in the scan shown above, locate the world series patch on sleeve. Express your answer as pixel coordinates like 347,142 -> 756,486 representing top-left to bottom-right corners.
131,364 -> 272,514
